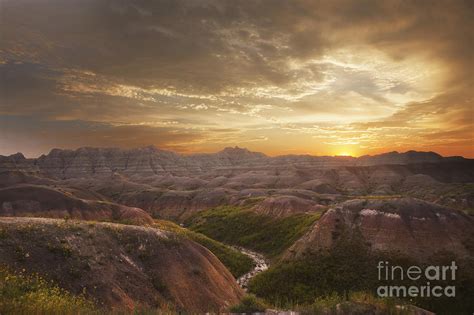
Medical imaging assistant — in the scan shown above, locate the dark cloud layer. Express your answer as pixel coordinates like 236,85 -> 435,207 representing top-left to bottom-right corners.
3,0 -> 470,91
0,0 -> 473,157
0,115 -> 208,157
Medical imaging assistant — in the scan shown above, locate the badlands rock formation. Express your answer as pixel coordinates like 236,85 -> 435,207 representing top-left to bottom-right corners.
251,195 -> 325,217
0,146 -> 467,179
0,184 -> 153,225
0,217 -> 243,313
286,198 -> 474,261
0,146 -> 472,219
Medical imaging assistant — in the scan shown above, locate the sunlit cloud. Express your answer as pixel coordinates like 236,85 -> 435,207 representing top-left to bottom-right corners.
0,0 -> 472,157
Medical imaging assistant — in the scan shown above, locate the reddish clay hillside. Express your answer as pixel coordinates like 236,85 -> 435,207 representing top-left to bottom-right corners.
1,148 -> 473,219
0,184 -> 153,225
251,195 -> 325,217
0,217 -> 243,313
286,198 -> 474,261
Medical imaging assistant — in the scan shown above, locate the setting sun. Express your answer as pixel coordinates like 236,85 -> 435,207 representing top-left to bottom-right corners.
336,152 -> 353,157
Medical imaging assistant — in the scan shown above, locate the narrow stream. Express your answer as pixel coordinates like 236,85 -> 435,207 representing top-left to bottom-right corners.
233,246 -> 269,290
233,247 -> 301,314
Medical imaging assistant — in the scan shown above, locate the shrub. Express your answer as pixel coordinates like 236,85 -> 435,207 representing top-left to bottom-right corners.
248,232 -> 377,305
229,294 -> 269,314
298,292 -> 409,315
307,292 -> 342,314
248,233 -> 474,314
0,228 -> 7,240
46,241 -> 73,258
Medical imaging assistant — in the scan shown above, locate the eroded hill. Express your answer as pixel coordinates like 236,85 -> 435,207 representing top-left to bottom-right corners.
286,197 -> 474,261
0,184 -> 153,225
1,146 -> 472,220
0,217 -> 243,313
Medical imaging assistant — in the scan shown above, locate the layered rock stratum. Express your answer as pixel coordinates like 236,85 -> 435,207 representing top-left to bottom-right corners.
0,184 -> 154,225
1,146 -> 472,219
285,198 -> 474,261
1,146 -> 468,179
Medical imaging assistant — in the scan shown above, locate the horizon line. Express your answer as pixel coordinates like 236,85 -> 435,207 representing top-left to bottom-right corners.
2,145 -> 471,160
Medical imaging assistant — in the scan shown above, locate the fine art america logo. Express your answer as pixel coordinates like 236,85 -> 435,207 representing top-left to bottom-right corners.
377,261 -> 457,298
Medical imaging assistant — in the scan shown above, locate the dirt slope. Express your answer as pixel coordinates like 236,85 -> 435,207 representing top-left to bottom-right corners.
0,217 -> 243,313
0,184 -> 153,225
286,198 -> 474,260
251,195 -> 325,217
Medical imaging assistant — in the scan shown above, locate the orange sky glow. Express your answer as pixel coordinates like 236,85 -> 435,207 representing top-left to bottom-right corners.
0,0 -> 473,158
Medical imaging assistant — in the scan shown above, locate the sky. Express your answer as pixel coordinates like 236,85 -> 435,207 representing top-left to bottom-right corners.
0,0 -> 473,158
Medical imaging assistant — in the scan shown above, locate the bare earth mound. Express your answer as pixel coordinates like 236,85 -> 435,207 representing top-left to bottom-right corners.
1,148 -> 473,218
286,198 -> 474,260
0,217 -> 243,313
0,184 -> 153,225
252,195 -> 324,217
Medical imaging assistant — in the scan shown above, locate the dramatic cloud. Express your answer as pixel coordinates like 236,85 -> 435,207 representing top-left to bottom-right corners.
0,0 -> 472,157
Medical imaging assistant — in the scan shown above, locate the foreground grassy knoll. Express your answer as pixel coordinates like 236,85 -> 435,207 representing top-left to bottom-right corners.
230,291 -> 425,315
0,217 -> 243,313
248,234 -> 474,314
185,205 -> 322,259
154,220 -> 254,278
0,266 -> 95,314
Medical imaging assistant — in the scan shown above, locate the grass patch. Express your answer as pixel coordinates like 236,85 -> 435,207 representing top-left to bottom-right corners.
350,195 -> 403,200
46,241 -> 73,258
0,228 -> 7,240
248,233 -> 377,306
248,233 -> 474,314
298,291 -> 410,315
0,266 -> 95,314
228,294 -> 269,313
185,206 -> 322,258
154,220 -> 254,278
465,208 -> 474,215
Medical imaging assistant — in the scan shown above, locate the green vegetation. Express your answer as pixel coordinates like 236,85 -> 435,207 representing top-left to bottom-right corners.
404,182 -> 474,215
0,266 -> 95,314
248,233 -> 377,305
465,208 -> 474,215
298,291 -> 410,315
185,206 -> 322,258
0,227 -> 7,240
248,233 -> 474,314
154,220 -> 254,278
228,294 -> 269,313
350,195 -> 403,200
46,240 -> 73,257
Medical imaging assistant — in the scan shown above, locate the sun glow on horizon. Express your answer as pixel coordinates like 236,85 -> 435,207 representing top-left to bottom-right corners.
336,152 -> 353,157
